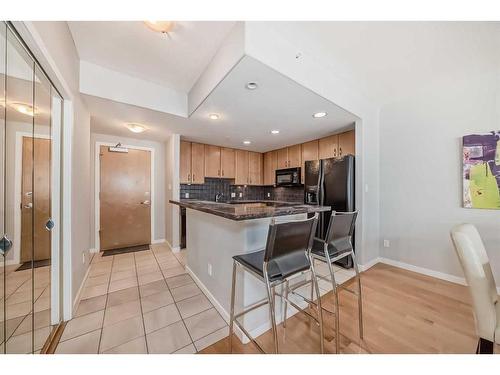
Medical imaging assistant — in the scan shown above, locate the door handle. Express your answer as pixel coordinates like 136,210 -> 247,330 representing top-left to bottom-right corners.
0,235 -> 13,256
140,200 -> 151,206
45,218 -> 55,231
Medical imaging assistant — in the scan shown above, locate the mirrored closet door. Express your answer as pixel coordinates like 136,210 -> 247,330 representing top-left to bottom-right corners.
1,21 -> 63,354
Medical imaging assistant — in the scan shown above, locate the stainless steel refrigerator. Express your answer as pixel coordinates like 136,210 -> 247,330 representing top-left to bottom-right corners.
304,155 -> 355,268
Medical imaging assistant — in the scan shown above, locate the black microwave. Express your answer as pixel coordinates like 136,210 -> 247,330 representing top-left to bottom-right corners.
275,167 -> 301,187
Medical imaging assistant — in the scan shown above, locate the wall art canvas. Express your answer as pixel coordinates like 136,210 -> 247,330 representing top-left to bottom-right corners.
463,131 -> 500,209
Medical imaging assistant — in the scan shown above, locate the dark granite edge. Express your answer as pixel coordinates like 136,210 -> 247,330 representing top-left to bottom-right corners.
169,199 -> 330,221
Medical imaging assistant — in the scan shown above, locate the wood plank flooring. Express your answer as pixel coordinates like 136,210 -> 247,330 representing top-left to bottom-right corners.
201,263 -> 499,354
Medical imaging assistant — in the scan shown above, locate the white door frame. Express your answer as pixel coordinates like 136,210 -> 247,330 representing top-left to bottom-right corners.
94,142 -> 155,252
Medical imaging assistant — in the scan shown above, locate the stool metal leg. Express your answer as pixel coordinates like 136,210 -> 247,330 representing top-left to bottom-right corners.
228,260 -> 237,353
310,257 -> 325,353
264,264 -> 279,354
351,250 -> 364,339
282,279 -> 289,329
325,250 -> 340,354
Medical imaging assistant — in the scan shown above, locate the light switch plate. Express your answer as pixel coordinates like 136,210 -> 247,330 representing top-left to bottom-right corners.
185,192 -> 189,198
231,192 -> 236,198
239,192 -> 243,198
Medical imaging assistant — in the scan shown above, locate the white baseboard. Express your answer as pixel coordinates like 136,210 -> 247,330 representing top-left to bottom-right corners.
151,238 -> 166,244
72,263 -> 92,318
166,240 -> 181,253
359,257 -> 381,272
89,248 -> 99,253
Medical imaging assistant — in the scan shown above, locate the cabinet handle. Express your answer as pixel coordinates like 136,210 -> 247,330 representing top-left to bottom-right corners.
188,174 -> 191,181
193,174 -> 195,181
218,169 -> 220,176
339,148 -> 342,156
222,169 -> 224,176
334,149 -> 336,157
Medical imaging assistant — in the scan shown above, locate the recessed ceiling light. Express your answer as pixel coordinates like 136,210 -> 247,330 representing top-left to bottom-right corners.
313,111 -> 327,118
243,140 -> 251,145
126,123 -> 147,133
208,113 -> 220,120
245,82 -> 258,90
270,130 -> 280,134
143,21 -> 176,34
10,102 -> 36,116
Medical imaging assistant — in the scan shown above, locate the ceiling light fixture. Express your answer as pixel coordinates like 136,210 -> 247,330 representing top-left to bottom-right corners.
243,140 -> 251,145
245,82 -> 258,90
270,130 -> 280,134
10,102 -> 36,116
126,123 -> 147,133
312,111 -> 327,118
208,113 -> 220,120
143,21 -> 176,34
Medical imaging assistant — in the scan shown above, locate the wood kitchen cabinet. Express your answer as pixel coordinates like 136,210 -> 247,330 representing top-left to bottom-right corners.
220,147 -> 235,179
204,144 -> 221,178
276,147 -> 288,169
277,145 -> 301,169
263,150 -> 277,186
248,151 -> 263,185
180,141 -> 192,184
235,149 -> 249,185
301,140 -> 319,183
338,130 -> 355,157
318,134 -> 339,159
180,141 -> 205,184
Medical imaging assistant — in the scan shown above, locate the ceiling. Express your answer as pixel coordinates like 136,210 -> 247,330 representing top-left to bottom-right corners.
87,56 -> 357,152
68,21 -> 236,92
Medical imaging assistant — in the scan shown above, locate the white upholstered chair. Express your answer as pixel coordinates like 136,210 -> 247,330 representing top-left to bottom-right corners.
450,224 -> 499,354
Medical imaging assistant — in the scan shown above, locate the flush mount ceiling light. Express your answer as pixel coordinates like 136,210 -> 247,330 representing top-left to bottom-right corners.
208,113 -> 220,120
270,130 -> 280,135
312,111 -> 327,118
126,123 -> 147,133
10,102 -> 36,116
245,82 -> 259,90
243,140 -> 251,145
143,21 -> 176,34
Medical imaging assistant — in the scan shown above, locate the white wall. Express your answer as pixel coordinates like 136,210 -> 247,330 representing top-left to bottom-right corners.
165,134 -> 180,249
90,132 -> 166,249
379,61 -> 500,282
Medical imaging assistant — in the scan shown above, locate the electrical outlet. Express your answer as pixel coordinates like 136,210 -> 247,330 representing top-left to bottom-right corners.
207,263 -> 213,276
231,192 -> 236,198
185,192 -> 189,198
383,239 -> 390,248
239,192 -> 243,198
267,192 -> 271,198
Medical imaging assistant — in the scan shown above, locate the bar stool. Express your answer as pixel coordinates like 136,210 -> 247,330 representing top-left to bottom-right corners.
228,214 -> 324,354
285,211 -> 362,354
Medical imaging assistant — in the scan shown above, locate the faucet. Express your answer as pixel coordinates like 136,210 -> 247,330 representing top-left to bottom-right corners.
215,192 -> 223,202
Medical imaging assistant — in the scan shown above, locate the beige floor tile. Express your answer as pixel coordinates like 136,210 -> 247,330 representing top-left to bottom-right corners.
143,304 -> 181,334
3,316 -> 24,340
194,326 -> 229,352
162,266 -> 187,278
138,271 -> 163,286
106,286 -> 140,308
85,274 -> 110,287
100,315 -> 144,352
108,276 -> 138,293
176,293 -> 212,319
13,309 -> 51,336
75,295 -> 107,317
139,279 -> 169,297
140,290 -> 174,313
103,299 -> 142,327
103,336 -> 147,354
55,329 -> 101,354
61,310 -> 104,341
110,269 -> 136,282
173,343 -> 197,354
81,284 -> 108,300
5,330 -> 32,353
184,308 -> 227,341
136,265 -> 160,275
146,321 -> 192,354
166,274 -> 194,289
171,283 -> 202,302
34,296 -> 50,312
159,259 -> 181,270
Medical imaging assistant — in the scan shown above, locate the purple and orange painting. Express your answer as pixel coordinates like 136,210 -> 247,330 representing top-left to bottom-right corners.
462,131 -> 500,209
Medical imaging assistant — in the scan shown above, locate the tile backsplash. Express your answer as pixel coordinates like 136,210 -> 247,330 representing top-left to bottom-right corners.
180,178 -> 304,203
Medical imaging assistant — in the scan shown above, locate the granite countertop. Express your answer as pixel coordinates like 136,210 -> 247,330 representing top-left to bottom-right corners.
169,199 -> 330,221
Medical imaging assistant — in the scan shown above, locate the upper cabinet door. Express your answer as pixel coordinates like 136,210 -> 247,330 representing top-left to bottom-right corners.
180,141 -> 192,184
248,152 -> 263,185
263,151 -> 277,186
338,130 -> 355,157
191,142 -> 205,184
221,147 -> 235,179
288,144 -> 302,168
318,135 -> 339,159
204,144 -> 221,178
235,149 -> 249,185
301,140 -> 318,184
276,148 -> 288,169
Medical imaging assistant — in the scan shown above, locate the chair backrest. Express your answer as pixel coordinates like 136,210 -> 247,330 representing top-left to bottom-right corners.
324,211 -> 358,245
263,214 -> 318,278
450,223 -> 498,341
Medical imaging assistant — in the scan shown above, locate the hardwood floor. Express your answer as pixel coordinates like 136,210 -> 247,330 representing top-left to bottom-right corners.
201,263 -> 499,354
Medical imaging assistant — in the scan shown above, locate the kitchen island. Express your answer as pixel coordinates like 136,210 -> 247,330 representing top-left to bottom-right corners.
169,199 -> 330,343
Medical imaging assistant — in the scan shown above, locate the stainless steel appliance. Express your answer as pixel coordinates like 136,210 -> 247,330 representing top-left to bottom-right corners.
304,155 -> 355,267
275,167 -> 301,187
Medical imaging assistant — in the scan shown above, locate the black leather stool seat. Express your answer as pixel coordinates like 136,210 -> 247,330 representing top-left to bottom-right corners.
233,250 -> 311,282
312,237 -> 352,258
